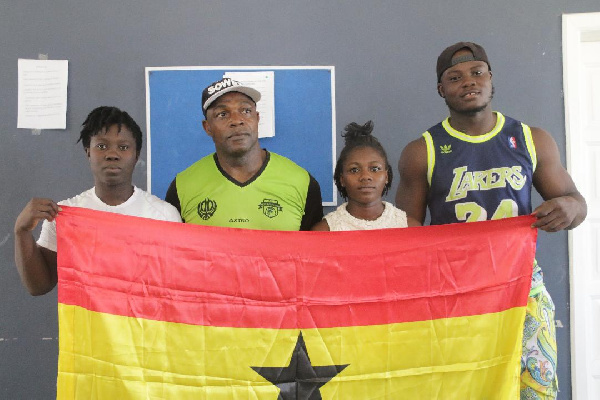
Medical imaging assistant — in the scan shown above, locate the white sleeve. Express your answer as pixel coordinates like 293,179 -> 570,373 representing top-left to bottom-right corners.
165,205 -> 183,222
37,219 -> 57,252
167,208 -> 182,222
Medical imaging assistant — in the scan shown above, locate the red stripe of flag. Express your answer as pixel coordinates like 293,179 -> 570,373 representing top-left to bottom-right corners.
57,207 -> 536,329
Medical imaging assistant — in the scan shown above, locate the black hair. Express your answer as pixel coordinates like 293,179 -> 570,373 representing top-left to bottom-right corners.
77,106 -> 143,154
334,120 -> 393,200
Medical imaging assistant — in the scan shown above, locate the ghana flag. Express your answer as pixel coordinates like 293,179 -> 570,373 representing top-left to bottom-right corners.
56,206 -> 536,399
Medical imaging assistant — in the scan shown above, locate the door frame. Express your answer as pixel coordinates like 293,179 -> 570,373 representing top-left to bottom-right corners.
562,11 -> 600,400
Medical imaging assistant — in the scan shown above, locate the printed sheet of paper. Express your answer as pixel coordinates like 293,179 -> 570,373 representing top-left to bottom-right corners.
224,71 -> 275,138
18,59 -> 69,129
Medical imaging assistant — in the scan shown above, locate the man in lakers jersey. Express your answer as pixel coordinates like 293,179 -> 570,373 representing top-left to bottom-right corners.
395,42 -> 587,399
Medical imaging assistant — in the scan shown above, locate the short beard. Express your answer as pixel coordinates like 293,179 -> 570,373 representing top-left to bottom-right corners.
446,85 -> 495,115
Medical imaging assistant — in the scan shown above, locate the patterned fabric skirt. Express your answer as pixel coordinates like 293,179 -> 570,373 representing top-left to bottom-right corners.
520,262 -> 558,400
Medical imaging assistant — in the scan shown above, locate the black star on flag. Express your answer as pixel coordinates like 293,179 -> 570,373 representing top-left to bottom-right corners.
251,331 -> 349,399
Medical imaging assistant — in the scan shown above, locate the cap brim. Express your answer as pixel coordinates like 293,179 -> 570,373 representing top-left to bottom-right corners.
203,86 -> 262,111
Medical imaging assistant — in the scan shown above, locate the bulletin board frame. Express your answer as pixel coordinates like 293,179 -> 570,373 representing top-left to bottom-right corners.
145,66 -> 337,205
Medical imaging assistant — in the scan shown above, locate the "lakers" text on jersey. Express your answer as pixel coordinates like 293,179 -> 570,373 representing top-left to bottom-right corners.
445,165 -> 527,201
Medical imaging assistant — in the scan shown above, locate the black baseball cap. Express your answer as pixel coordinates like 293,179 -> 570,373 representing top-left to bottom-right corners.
436,42 -> 490,82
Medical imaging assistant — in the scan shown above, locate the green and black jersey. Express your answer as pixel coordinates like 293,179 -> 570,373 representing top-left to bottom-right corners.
165,151 -> 323,231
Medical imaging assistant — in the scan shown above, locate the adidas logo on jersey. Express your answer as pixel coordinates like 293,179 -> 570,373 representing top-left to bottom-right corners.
440,144 -> 452,154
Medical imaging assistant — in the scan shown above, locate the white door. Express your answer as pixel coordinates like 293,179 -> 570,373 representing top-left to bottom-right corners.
563,12 -> 600,400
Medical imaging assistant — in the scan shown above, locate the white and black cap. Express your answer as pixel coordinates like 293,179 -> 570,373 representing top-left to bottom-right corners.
202,78 -> 261,117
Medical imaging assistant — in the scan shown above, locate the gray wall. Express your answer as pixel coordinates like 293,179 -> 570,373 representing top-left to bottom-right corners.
2,1 -> 598,398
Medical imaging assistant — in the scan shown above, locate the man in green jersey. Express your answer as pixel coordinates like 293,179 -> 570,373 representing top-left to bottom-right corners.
166,78 -> 323,230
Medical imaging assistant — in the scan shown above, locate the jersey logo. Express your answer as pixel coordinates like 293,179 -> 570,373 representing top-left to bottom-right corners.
197,198 -> 217,220
440,144 -> 452,154
509,136 -> 517,149
229,218 -> 250,223
258,199 -> 283,218
446,165 -> 527,201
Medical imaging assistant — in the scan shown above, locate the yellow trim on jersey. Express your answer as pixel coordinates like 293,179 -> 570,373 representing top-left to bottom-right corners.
442,112 -> 506,143
522,123 -> 537,172
423,131 -> 435,186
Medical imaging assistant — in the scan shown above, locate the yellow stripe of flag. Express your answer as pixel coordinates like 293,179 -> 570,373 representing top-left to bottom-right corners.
59,303 -> 524,399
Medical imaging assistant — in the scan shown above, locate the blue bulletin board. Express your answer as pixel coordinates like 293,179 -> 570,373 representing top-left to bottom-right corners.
145,66 -> 336,205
